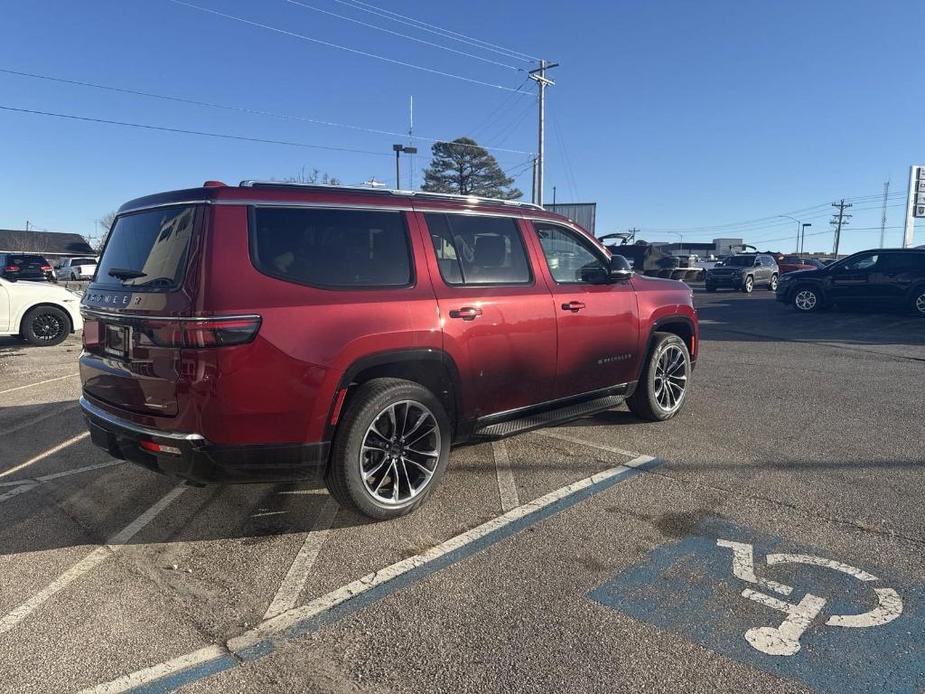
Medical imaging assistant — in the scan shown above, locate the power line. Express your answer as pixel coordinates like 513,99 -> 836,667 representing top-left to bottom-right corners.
284,0 -> 522,71
331,0 -> 538,63
167,0 -> 527,93
0,67 -> 533,156
0,104 -> 395,156
830,200 -> 853,255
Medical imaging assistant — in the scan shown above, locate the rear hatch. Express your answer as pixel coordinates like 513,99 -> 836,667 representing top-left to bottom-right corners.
80,205 -> 203,416
4,254 -> 52,280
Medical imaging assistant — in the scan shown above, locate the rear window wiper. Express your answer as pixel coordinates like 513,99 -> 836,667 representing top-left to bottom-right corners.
107,267 -> 147,281
129,276 -> 174,288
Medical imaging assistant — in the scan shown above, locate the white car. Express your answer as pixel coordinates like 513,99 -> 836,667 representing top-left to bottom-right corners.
56,257 -> 98,281
0,277 -> 83,346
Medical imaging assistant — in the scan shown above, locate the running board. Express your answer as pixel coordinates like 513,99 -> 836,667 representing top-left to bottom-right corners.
472,394 -> 626,440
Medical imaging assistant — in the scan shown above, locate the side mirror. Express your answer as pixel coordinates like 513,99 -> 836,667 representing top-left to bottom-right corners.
609,255 -> 634,282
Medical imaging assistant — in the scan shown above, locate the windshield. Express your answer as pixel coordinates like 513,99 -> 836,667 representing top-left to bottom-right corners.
723,256 -> 756,267
94,206 -> 196,289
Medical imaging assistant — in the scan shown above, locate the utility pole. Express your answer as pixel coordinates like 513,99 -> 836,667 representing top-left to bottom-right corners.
552,185 -> 557,205
627,227 -> 639,244
528,59 -> 558,206
830,200 -> 852,257
879,180 -> 890,247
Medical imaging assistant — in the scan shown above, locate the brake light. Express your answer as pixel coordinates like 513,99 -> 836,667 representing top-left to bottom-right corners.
41,265 -> 52,272
82,318 -> 101,349
4,265 -> 19,272
136,316 -> 261,348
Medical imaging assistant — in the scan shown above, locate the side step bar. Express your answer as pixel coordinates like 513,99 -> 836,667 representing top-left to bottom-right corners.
472,394 -> 626,441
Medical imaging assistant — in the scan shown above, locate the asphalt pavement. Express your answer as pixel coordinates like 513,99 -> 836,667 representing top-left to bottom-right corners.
0,288 -> 923,693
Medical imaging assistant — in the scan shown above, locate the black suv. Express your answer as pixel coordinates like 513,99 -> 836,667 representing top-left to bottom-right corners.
0,253 -> 56,282
776,248 -> 925,315
705,254 -> 779,293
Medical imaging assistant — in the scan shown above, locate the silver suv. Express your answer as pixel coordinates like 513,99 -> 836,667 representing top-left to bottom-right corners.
705,254 -> 779,293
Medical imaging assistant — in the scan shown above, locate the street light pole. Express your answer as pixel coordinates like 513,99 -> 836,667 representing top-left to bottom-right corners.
800,223 -> 812,253
778,215 -> 804,253
392,144 -> 418,189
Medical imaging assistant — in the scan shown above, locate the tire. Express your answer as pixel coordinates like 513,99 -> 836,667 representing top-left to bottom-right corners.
792,286 -> 821,313
742,275 -> 754,294
325,378 -> 451,521
627,332 -> 691,422
768,274 -> 779,291
912,287 -> 925,317
21,305 -> 70,346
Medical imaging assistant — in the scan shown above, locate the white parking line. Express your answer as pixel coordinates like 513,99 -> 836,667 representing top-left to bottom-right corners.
533,429 -> 639,458
84,454 -> 659,693
0,482 -> 38,503
0,431 -> 89,480
491,440 -> 520,512
264,497 -> 339,620
0,460 -> 123,490
0,374 -> 78,395
2,403 -> 79,437
0,484 -> 187,635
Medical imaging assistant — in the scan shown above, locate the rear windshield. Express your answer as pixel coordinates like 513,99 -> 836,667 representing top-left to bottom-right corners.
95,206 -> 196,290
6,255 -> 48,266
70,258 -> 96,265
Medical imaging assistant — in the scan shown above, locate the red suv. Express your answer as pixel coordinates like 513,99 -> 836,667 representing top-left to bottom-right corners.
79,182 -> 698,519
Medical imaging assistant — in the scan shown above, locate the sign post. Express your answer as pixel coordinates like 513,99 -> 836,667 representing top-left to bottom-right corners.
903,164 -> 925,248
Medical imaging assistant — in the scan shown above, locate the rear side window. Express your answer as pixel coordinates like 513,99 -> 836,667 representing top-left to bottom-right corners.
251,208 -> 412,288
424,213 -> 531,285
95,206 -> 196,289
877,253 -> 925,273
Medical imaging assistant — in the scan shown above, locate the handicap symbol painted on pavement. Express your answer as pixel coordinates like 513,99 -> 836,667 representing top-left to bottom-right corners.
588,519 -> 925,693
716,538 -> 903,656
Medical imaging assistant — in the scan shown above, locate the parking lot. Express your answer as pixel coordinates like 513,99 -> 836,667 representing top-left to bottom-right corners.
1,288 -> 923,693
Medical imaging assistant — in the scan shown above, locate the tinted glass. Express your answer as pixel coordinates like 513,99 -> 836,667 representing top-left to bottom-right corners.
95,207 -> 196,289
70,258 -> 96,265
724,256 -> 755,267
535,224 -> 607,283
877,253 -> 925,273
424,213 -> 530,285
840,253 -> 878,272
252,207 -> 412,288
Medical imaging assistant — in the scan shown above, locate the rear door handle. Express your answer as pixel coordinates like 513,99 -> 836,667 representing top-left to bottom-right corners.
561,301 -> 586,312
449,306 -> 482,321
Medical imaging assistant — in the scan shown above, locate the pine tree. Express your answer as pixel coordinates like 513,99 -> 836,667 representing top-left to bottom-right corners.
421,137 -> 521,199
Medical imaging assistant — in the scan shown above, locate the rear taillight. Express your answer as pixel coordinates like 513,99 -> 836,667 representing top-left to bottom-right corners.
4,265 -> 19,272
82,318 -> 101,349
41,265 -> 52,272
136,316 -> 261,348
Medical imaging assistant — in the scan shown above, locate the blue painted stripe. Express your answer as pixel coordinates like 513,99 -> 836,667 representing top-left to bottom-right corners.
128,457 -> 662,693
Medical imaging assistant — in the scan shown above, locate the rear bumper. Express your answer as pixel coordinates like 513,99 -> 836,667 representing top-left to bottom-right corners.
80,396 -> 329,485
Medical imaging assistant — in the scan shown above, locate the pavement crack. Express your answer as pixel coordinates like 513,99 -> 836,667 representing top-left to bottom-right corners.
634,465 -> 925,550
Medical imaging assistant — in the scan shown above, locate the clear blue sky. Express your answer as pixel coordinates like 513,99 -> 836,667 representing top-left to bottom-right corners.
1,0 -> 922,254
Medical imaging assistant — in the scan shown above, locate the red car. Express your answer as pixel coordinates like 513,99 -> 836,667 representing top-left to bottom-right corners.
775,255 -> 818,274
79,181 -> 698,519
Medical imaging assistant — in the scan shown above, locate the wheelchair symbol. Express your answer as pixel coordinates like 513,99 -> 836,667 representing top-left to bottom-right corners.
717,539 -> 903,656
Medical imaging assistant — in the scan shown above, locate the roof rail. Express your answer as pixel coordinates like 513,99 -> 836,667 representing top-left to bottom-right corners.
238,180 -> 545,211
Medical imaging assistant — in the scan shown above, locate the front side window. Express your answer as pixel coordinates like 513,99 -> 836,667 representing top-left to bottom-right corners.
251,208 -> 412,288
535,224 -> 608,284
424,214 -> 531,285
840,253 -> 879,272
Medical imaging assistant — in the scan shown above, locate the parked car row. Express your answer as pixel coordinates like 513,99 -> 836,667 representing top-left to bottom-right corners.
0,254 -> 97,283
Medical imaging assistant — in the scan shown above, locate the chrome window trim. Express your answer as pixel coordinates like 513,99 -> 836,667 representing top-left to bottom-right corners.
80,396 -> 206,442
227,200 -> 413,212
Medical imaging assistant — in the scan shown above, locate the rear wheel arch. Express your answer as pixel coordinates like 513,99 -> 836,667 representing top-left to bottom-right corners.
334,349 -> 461,437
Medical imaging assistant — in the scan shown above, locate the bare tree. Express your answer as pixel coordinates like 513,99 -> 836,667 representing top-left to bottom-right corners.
278,166 -> 341,185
